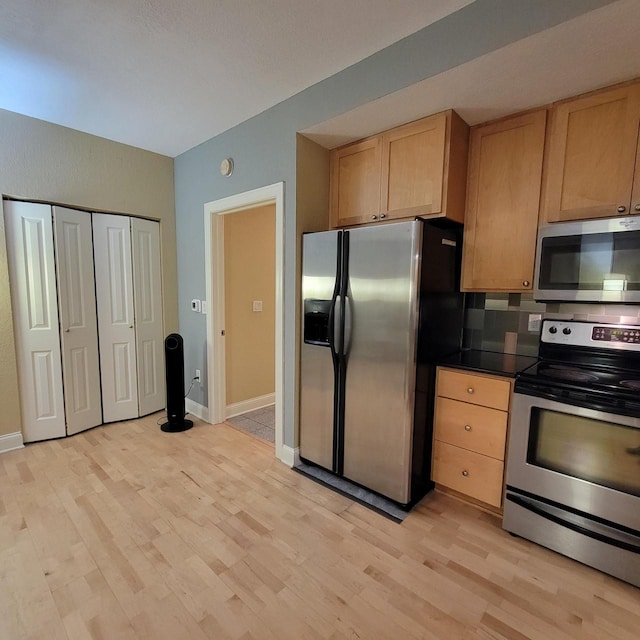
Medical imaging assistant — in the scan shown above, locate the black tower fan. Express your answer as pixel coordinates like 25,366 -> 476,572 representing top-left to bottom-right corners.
161,333 -> 194,432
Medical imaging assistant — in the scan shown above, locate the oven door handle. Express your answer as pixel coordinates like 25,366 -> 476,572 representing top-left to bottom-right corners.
506,493 -> 640,555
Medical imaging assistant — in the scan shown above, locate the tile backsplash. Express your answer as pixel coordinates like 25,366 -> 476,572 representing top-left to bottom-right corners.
462,293 -> 640,357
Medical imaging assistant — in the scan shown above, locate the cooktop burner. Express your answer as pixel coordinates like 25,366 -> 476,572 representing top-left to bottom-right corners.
539,367 -> 599,383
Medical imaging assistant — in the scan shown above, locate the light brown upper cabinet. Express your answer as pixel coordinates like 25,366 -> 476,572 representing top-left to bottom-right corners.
380,111 -> 468,223
329,110 -> 469,228
330,137 -> 382,228
462,110 -> 547,292
542,82 -> 640,223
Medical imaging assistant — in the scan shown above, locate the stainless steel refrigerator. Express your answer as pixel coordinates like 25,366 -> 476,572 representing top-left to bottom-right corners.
300,219 -> 463,505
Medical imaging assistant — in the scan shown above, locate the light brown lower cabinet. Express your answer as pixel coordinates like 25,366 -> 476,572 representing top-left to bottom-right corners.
432,367 -> 512,510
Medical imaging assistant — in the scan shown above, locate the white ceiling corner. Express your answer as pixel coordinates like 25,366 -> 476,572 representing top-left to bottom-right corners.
0,0 -> 474,157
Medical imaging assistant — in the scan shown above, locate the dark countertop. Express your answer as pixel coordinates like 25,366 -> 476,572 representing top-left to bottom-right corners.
437,349 -> 538,378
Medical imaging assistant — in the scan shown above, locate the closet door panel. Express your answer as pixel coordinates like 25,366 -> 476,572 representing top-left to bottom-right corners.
93,214 -> 139,422
131,218 -> 165,415
4,201 -> 65,442
53,206 -> 102,434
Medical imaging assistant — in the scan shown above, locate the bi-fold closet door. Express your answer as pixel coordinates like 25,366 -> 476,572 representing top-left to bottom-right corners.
4,201 -> 164,443
93,214 -> 164,422
54,206 -> 103,435
4,201 -> 67,442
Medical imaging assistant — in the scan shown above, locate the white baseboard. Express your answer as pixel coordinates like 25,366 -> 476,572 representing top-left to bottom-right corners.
0,431 -> 24,454
278,444 -> 300,468
185,399 -> 210,423
225,393 -> 275,419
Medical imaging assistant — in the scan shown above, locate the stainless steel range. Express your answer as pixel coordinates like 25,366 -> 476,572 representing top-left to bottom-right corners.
504,319 -> 640,588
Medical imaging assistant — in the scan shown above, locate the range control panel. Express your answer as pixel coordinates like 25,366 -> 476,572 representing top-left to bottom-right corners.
593,326 -> 640,344
541,319 -> 640,351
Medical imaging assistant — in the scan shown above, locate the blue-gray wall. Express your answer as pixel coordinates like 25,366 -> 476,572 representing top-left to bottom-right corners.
174,0 -> 613,448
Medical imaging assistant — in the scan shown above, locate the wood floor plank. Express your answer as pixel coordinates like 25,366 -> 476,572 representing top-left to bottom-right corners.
1,412 -> 639,640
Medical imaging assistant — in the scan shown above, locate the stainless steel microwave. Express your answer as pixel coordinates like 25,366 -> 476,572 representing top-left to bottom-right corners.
534,216 -> 640,302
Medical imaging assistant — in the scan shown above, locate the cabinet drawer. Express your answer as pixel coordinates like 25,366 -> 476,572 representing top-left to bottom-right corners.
437,369 -> 510,410
434,397 -> 507,459
433,441 -> 504,508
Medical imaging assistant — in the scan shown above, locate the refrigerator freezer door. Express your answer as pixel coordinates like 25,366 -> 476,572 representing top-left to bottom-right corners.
342,221 -> 421,503
300,230 -> 340,471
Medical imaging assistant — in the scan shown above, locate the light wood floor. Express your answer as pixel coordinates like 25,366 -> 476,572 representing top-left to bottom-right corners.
1,414 -> 639,640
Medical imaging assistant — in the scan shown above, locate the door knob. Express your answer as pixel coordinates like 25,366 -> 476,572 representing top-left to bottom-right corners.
522,280 -> 530,287
467,387 -> 474,394
464,425 -> 472,431
635,204 -> 640,212
371,215 -> 378,220
380,214 -> 386,219
617,205 -> 627,213
462,470 -> 469,477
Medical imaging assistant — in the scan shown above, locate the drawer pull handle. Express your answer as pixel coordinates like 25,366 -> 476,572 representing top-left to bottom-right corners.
464,425 -> 472,431
462,470 -> 469,477
467,387 -> 474,394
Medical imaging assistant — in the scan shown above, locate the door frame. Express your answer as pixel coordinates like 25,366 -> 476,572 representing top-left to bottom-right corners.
204,182 -> 285,462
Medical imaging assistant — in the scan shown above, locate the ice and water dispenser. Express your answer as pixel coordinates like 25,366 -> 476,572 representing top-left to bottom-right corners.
303,299 -> 332,346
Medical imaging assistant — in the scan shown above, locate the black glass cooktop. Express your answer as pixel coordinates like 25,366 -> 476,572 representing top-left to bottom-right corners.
518,361 -> 640,398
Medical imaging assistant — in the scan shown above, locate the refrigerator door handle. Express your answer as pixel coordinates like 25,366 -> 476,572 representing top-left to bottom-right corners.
333,295 -> 342,354
343,295 -> 352,355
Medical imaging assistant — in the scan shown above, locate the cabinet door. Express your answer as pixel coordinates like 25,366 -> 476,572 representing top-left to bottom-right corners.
542,83 -> 640,222
330,137 -> 381,228
93,214 -> 139,422
53,207 -> 102,435
381,112 -> 447,219
4,201 -> 66,442
631,126 -> 640,215
131,218 -> 165,416
462,110 -> 546,291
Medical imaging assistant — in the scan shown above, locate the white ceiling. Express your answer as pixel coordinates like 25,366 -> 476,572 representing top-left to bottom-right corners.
303,0 -> 640,148
0,0 -> 474,157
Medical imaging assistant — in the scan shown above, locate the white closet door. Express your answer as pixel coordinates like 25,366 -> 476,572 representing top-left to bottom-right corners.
131,217 -> 165,415
93,213 -> 139,422
53,206 -> 102,435
4,201 -> 65,442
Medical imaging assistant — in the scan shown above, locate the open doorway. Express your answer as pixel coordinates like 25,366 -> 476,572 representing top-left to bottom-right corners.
203,183 -> 285,462
223,204 -> 276,443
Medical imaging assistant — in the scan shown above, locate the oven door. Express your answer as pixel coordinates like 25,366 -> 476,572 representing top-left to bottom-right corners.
507,391 -> 640,533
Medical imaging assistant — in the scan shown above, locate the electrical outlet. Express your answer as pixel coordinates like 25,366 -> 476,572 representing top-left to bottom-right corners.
252,300 -> 263,312
528,313 -> 542,332
195,369 -> 201,381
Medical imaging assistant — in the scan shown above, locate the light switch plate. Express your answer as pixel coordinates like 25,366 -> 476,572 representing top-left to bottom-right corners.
201,300 -> 207,314
252,300 -> 263,312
